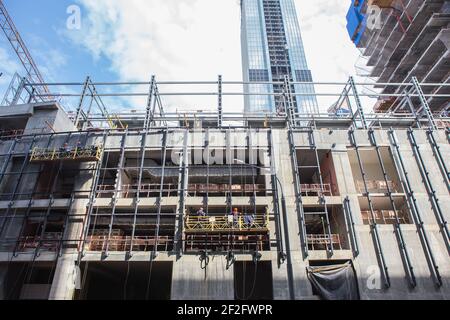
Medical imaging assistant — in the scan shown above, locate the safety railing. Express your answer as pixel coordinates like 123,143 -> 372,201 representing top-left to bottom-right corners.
307,234 -> 342,250
30,146 -> 103,162
184,215 -> 269,232
96,183 -> 269,198
96,183 -> 178,198
187,184 -> 267,196
356,180 -> 400,194
300,183 -> 333,196
361,210 -> 410,225
0,129 -> 24,140
16,232 -> 63,252
85,235 -> 173,252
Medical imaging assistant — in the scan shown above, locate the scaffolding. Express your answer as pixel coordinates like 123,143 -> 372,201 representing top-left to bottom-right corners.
29,146 -> 103,163
0,76 -> 449,299
349,0 -> 450,113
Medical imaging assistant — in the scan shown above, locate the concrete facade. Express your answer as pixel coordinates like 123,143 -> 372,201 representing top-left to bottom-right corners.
0,102 -> 448,300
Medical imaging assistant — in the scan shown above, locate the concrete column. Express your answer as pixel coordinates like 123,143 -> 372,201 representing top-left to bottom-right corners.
49,160 -> 93,300
270,129 -> 314,299
49,252 -> 78,300
171,255 -> 234,300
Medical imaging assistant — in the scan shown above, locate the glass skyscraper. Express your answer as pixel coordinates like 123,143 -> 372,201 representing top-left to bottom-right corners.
241,0 -> 318,114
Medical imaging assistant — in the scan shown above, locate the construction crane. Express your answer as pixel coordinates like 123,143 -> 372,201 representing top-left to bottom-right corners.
0,0 -> 50,100
0,0 -> 123,130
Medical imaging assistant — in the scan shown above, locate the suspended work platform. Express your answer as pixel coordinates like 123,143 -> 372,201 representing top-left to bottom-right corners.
184,215 -> 270,233
29,146 -> 102,162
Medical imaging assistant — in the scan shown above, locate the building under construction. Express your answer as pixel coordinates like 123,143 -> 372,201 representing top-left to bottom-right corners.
346,0 -> 449,113
0,75 -> 448,300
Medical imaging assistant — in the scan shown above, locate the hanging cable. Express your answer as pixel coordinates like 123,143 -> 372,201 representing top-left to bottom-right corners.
199,250 -> 210,270
123,259 -> 131,300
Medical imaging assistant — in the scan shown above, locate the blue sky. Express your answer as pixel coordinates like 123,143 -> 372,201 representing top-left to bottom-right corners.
0,0 -> 364,113
0,0 -> 115,91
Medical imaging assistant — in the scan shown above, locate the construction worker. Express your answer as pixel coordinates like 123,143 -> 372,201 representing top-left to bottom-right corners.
196,207 -> 206,217
232,208 -> 240,226
244,212 -> 255,227
60,143 -> 70,157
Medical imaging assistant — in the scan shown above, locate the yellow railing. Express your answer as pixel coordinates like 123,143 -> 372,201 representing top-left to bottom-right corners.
107,114 -> 127,130
184,215 -> 269,232
30,146 -> 103,162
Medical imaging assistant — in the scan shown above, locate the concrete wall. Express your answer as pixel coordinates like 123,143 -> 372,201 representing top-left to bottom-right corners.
171,255 -> 234,300
0,126 -> 448,300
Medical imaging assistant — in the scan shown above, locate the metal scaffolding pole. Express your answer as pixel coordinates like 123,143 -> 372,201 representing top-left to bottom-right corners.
407,128 -> 450,254
349,77 -> 368,130
77,131 -> 109,263
218,75 -> 223,128
426,128 -> 450,192
287,126 -> 308,258
389,129 -> 442,287
152,131 -> 168,256
74,77 -> 90,129
128,130 -> 149,257
175,130 -> 189,256
0,135 -> 38,237
308,128 -> 334,256
10,134 -> 54,256
343,196 -> 359,256
411,77 -> 437,130
349,128 -> 390,288
104,129 -> 128,256
368,128 -> 416,288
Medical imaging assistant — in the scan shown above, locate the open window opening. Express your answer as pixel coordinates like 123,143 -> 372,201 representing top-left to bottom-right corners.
187,149 -> 270,197
0,209 -> 65,252
234,261 -> 273,300
86,207 -> 176,252
305,205 -> 349,251
17,210 -> 65,252
34,162 -> 76,199
96,151 -> 119,198
296,149 -> 339,196
359,196 -> 412,225
77,261 -> 173,300
348,148 -> 412,225
96,150 -> 180,199
0,117 -> 27,140
348,148 -> 403,194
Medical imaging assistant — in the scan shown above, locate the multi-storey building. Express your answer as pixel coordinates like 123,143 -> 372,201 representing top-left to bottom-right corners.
346,0 -> 449,113
0,77 -> 449,300
241,0 -> 318,114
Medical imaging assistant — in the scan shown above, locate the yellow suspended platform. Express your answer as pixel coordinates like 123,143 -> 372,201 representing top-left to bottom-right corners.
184,215 -> 270,233
30,146 -> 103,163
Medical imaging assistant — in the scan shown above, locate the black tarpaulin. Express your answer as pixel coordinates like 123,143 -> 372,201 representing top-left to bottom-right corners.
307,262 -> 360,300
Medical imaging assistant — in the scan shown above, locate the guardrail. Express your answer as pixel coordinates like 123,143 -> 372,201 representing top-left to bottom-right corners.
30,146 -> 102,162
307,234 -> 342,250
85,235 -> 173,252
185,215 -> 269,232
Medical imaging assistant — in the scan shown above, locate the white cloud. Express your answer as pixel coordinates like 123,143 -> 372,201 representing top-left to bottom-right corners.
63,0 -> 242,111
74,0 -> 242,80
66,0 -> 368,112
0,42 -> 22,104
294,0 -> 376,111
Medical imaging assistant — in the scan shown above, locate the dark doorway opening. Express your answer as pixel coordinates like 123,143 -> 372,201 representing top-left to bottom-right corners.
0,262 -> 54,300
234,261 -> 273,300
78,261 -> 173,300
